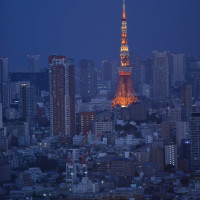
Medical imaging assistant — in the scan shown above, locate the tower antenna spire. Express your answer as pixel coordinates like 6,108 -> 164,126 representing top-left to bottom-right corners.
123,0 -> 126,19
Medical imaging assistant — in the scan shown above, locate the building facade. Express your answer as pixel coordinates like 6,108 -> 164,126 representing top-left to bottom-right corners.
49,55 -> 75,136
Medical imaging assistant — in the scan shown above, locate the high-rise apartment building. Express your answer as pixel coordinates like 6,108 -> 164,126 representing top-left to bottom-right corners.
152,51 -> 170,99
27,55 -> 40,72
80,60 -> 97,100
190,113 -> 200,171
49,55 -> 75,137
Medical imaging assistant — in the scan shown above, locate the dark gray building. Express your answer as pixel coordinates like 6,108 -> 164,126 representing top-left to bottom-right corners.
190,113 -> 200,171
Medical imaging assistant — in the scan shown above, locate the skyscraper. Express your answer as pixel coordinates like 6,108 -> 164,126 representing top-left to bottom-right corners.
112,0 -> 138,108
0,58 -> 10,108
171,54 -> 185,86
0,58 -> 9,83
187,60 -> 200,99
181,84 -> 192,121
80,60 -> 97,100
130,53 -> 142,93
152,51 -> 170,99
20,82 -> 36,121
49,55 -> 75,137
190,113 -> 200,171
27,55 -> 40,72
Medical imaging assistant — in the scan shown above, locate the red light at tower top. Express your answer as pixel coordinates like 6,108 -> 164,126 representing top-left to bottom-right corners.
112,0 -> 139,108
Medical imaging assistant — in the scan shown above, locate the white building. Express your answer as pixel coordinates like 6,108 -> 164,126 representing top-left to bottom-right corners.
165,144 -> 177,169
73,177 -> 99,193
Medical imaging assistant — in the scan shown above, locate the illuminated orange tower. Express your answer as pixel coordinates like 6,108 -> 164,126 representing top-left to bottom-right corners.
112,0 -> 139,108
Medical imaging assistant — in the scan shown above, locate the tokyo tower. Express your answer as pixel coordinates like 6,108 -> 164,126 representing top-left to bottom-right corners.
112,0 -> 139,108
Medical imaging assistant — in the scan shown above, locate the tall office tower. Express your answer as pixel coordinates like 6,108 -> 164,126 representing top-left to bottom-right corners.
20,82 -> 36,121
0,58 -> 10,108
152,51 -> 170,99
179,139 -> 190,171
190,113 -> 200,171
171,54 -> 185,86
165,144 -> 178,169
181,84 -> 192,121
49,55 -> 75,137
27,55 -> 40,72
187,60 -> 200,99
101,60 -> 117,95
80,60 -> 97,100
0,102 -> 2,128
0,58 -> 9,83
112,0 -> 138,108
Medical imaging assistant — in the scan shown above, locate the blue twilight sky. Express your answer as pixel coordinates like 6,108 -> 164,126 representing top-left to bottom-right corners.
0,0 -> 200,71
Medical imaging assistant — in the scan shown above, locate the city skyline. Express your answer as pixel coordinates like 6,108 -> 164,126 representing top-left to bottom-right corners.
1,0 -> 200,70
1,1 -> 200,199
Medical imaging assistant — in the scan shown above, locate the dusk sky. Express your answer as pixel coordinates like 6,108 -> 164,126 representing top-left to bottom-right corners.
1,0 -> 200,71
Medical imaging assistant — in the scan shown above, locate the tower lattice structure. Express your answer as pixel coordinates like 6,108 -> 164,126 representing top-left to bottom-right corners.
112,0 -> 139,108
